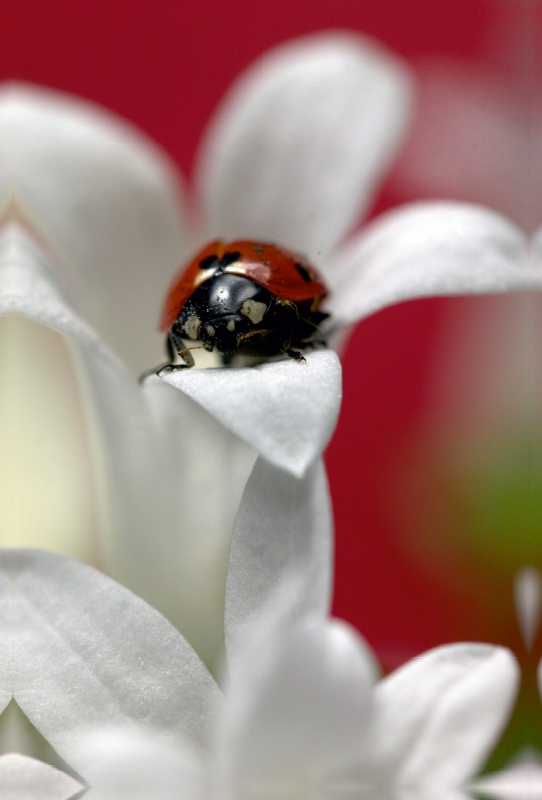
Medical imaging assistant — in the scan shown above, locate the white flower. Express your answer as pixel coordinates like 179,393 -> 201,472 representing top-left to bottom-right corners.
0,550 -> 520,800
1,33 -> 540,672
472,752 -> 542,800
467,656 -> 542,799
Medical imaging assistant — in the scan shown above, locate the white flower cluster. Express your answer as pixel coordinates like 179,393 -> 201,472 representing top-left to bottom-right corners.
0,31 -> 540,800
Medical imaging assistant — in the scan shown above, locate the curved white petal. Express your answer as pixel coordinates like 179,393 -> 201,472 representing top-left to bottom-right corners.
159,350 -> 341,478
137,376 -> 257,671
327,202 -> 535,327
216,613 -> 374,798
368,644 -> 519,792
0,753 -> 84,800
0,224 -> 117,350
198,32 -> 413,262
224,457 -> 333,662
0,549 -> 220,779
0,225 -> 188,615
0,83 -> 186,374
72,727 -> 202,800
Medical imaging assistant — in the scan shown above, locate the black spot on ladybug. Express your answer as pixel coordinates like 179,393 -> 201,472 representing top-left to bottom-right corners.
295,263 -> 312,282
220,251 -> 241,267
199,255 -> 217,270
254,244 -> 264,255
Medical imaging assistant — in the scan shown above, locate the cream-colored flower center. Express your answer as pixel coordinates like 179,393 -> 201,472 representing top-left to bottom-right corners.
0,315 -> 100,564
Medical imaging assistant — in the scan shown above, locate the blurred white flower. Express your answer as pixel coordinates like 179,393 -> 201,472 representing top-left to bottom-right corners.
0,753 -> 85,800
468,654 -> 542,799
472,750 -> 542,800
0,549 -> 520,800
389,53 -> 542,234
1,33 -> 540,673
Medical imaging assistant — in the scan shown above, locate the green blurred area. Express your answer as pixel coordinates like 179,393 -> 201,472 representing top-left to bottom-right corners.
447,431 -> 542,574
395,425 -> 542,768
485,673 -> 542,772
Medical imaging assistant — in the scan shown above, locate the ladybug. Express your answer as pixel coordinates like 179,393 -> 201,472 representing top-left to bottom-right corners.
155,240 -> 329,373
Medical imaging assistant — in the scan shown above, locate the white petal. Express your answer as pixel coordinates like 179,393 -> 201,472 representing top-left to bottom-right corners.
0,225 -> 183,604
159,350 -> 342,477
0,83 -> 186,374
327,202 -> 535,327
368,643 -> 519,791
0,549 -> 220,778
533,226 -> 542,267
198,33 -> 413,262
136,376 -> 257,671
472,756 -> 542,800
71,727 -> 202,800
389,60 -> 540,233
224,457 -> 332,662
216,613 -> 374,797
399,792 -> 472,800
0,224 -> 118,351
0,753 -> 84,800
514,567 -> 542,651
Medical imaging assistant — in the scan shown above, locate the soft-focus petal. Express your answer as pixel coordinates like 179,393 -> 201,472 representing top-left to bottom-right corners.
533,225 -> 542,267
224,457 -> 332,661
137,376 -> 257,670
367,644 -> 519,792
327,202 -> 535,327
159,350 -> 341,477
216,611 -> 374,799
198,32 -> 413,262
399,792 -> 472,800
390,59 -> 541,233
0,753 -> 84,800
0,314 -> 102,559
471,755 -> 542,800
471,761 -> 542,800
0,225 -> 183,602
0,550 -> 220,779
0,83 -> 186,373
0,224 -> 120,350
71,727 -> 202,800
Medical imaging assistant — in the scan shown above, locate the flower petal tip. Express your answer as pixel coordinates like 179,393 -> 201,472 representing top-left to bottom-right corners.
158,350 -> 342,477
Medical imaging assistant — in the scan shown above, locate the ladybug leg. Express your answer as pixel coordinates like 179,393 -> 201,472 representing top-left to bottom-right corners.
278,328 -> 306,364
169,344 -> 207,369
139,356 -> 193,382
237,329 -> 266,342
284,348 -> 306,363
138,363 -> 173,383
137,333 -> 181,382
178,347 -> 196,367
168,331 -> 192,364
166,333 -> 176,362
157,363 -> 191,376
141,335 -> 203,380
168,330 -> 204,368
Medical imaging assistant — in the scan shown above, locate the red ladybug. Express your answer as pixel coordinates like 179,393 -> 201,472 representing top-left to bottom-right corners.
157,240 -> 329,372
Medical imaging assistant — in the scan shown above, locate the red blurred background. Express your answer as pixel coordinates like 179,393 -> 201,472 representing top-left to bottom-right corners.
2,0 -> 540,689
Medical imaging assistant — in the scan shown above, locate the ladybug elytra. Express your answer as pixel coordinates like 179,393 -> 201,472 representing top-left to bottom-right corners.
155,240 -> 329,374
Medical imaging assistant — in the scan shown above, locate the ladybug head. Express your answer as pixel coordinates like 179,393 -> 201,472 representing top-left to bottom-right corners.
198,313 -> 251,355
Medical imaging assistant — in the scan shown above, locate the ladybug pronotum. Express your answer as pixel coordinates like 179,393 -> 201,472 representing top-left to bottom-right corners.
156,240 -> 329,373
